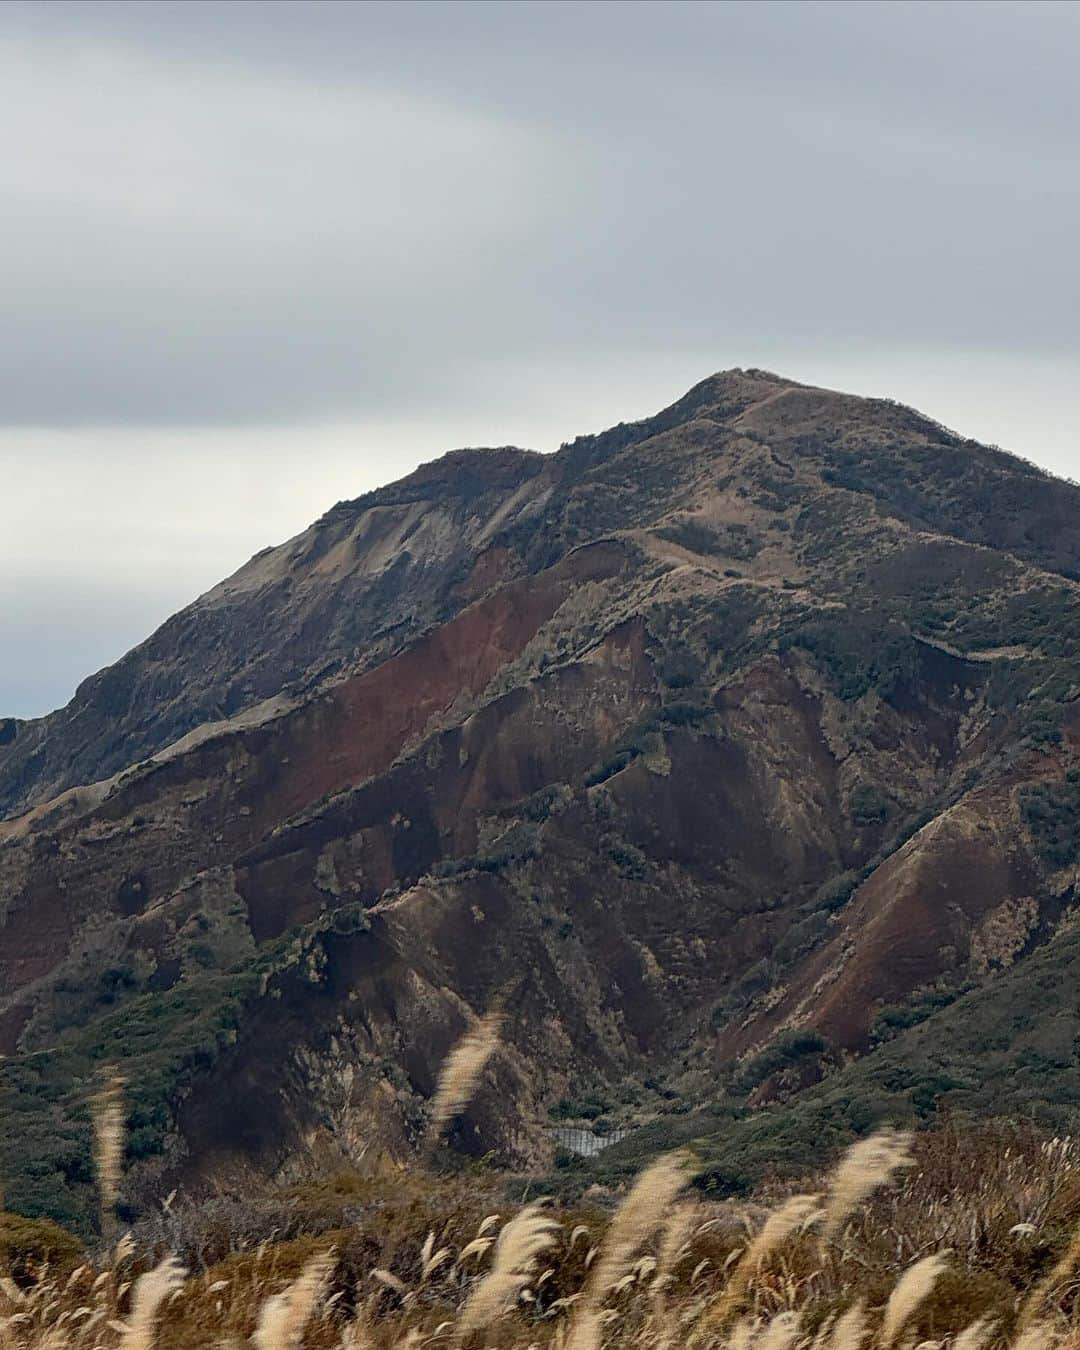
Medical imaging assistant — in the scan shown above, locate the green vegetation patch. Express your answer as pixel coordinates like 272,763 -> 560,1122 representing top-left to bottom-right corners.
733,1030 -> 833,1093
818,433 -> 1080,581
0,1211 -> 84,1284
655,518 -> 762,561
696,921 -> 1080,1184
1020,771 -> 1080,868
0,968 -> 260,1234
779,612 -> 920,703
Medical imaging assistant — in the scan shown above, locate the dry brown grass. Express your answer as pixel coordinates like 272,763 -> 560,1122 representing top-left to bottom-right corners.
424,1012 -> 503,1154
91,1071 -> 126,1245
6,1060 -> 1080,1350
819,1131 -> 914,1245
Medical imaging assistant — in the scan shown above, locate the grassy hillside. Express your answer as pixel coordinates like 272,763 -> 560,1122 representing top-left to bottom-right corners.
3,1114 -> 1080,1349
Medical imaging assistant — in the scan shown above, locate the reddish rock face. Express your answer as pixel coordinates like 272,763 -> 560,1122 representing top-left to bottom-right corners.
1,369 -> 1078,1226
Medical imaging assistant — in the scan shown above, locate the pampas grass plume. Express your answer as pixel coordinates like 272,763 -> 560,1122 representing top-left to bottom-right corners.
1017,1225 -> 1080,1330
458,1201 -> 560,1335
699,1191 -> 821,1336
117,1256 -> 185,1350
953,1316 -> 998,1350
758,1312 -> 800,1350
585,1151 -> 688,1300
828,1302 -> 867,1350
253,1250 -> 333,1350
426,1011 -> 503,1147
821,1129 -> 914,1243
91,1072 -> 125,1241
1012,1323 -> 1059,1350
651,1201 -> 697,1296
878,1252 -> 949,1349
565,1152 -> 687,1350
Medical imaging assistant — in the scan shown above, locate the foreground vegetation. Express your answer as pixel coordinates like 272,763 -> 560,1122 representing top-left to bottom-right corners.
5,1040 -> 1080,1350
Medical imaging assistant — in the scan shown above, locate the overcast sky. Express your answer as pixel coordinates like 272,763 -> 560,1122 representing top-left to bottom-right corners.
2,0 -> 1078,718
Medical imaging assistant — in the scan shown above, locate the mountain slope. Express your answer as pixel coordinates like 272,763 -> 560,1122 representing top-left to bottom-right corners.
0,446 -> 551,818
5,370 -> 1076,823
0,369 -> 1077,1230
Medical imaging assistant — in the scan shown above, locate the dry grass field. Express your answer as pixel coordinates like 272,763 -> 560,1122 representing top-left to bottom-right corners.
6,1022 -> 1080,1350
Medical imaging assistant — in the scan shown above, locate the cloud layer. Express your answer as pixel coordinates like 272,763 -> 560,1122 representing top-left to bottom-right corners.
2,1 -> 1078,715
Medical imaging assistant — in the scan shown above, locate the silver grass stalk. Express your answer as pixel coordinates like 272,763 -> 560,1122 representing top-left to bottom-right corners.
253,1250 -> 333,1350
1012,1323 -> 1059,1350
564,1307 -> 603,1350
820,1130 -> 914,1243
828,1302 -> 867,1350
698,1192 -> 822,1335
878,1252 -> 949,1350
117,1256 -> 186,1350
651,1201 -> 698,1298
91,1073 -> 125,1244
457,1202 -> 560,1335
585,1152 -> 688,1300
758,1312 -> 800,1350
810,1311 -> 838,1350
337,1315 -> 374,1350
566,1152 -> 687,1350
728,1315 -> 760,1350
1017,1226 -> 1080,1330
426,1011 -> 503,1147
954,1317 -> 998,1350
646,1200 -> 699,1350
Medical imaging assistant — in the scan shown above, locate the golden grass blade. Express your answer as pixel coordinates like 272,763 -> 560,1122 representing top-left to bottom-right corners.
820,1130 -> 914,1243
879,1252 -> 949,1350
253,1250 -> 333,1350
426,1012 -> 503,1148
117,1256 -> 185,1350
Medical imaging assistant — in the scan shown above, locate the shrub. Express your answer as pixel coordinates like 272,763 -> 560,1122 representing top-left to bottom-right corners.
584,748 -> 637,787
549,1095 -> 609,1121
1020,773 -> 1080,867
780,613 -> 919,703
735,1029 -> 832,1092
658,700 -> 712,727
850,782 -> 892,827
0,1212 -> 83,1283
693,1162 -> 753,1197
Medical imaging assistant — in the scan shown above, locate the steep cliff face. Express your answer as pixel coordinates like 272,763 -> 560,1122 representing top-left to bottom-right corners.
0,446 -> 550,819
1,370 -> 1078,1228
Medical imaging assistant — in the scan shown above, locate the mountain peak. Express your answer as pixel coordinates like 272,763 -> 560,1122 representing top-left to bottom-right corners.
3,369 -> 1079,821
1,369 -> 1079,1223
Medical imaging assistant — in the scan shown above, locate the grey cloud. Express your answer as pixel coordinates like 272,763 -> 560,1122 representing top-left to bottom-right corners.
1,0 -> 1077,425
2,1 -> 1078,718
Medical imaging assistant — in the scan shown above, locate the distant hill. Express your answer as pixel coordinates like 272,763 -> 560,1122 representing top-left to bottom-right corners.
1,369 -> 1077,1231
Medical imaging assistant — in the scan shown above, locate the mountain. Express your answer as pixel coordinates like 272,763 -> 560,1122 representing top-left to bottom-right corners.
1,369 -> 1078,1230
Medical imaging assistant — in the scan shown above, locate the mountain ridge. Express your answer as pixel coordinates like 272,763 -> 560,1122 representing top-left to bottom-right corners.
1,369 -> 1077,1231
4,366 -> 1078,825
